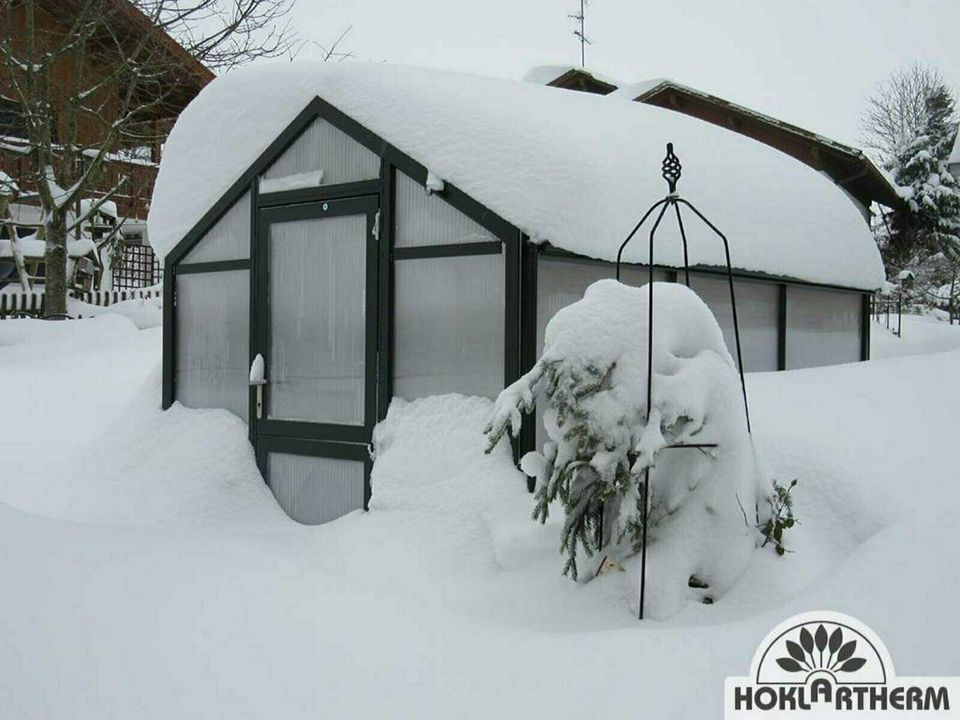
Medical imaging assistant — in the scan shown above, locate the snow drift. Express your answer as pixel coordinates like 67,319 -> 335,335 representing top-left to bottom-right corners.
3,313 -> 960,718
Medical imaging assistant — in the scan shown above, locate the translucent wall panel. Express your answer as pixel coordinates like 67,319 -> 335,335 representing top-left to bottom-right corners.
394,253 -> 505,399
268,215 -> 367,424
261,117 -> 380,185
688,274 -> 779,372
182,192 -> 250,264
536,256 -> 669,354
268,453 -> 365,525
786,286 -> 862,369
395,171 -> 496,248
175,270 -> 249,422
534,256 -> 670,444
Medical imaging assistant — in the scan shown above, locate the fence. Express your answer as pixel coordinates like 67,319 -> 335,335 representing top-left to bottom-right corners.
0,286 -> 161,319
870,295 -> 902,337
115,242 -> 163,290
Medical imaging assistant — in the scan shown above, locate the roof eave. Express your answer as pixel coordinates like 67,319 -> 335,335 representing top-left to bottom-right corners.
633,81 -> 905,211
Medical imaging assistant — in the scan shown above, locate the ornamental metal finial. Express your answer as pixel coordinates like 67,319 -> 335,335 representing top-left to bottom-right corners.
661,142 -> 682,194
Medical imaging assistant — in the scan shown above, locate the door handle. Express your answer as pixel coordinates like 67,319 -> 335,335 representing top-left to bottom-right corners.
250,353 -> 267,419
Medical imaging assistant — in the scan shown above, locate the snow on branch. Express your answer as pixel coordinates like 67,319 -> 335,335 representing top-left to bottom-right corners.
485,280 -> 771,617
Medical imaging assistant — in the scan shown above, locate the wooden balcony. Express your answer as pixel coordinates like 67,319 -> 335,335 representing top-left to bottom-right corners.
0,142 -> 158,221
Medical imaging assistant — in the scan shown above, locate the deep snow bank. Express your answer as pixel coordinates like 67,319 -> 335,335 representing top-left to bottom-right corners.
371,394 -> 521,513
871,313 -> 960,359
68,294 -> 163,330
1,316 -> 959,718
0,315 -> 283,529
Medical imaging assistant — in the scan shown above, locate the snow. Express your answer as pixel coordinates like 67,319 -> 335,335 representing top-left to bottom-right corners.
258,169 -> 325,193
612,77 -> 904,205
607,76 -> 669,100
249,352 -> 265,384
0,169 -> 18,194
149,62 -> 884,290
489,280 -> 769,615
424,170 -> 445,193
0,315 -> 282,528
871,312 -> 960,358
521,64 -> 622,88
67,295 -> 163,329
2,314 -> 959,716
79,197 -> 118,218
0,235 -> 96,259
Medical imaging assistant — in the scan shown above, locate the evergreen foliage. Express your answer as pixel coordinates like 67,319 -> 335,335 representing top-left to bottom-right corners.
758,479 -> 798,556
484,358 -> 647,580
484,280 -> 770,584
873,78 -> 960,311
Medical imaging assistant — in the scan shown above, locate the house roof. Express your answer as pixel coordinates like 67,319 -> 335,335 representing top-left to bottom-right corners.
623,79 -> 904,211
949,130 -> 960,166
522,65 -> 620,95
150,62 -> 885,290
45,0 -> 214,121
527,67 -> 903,211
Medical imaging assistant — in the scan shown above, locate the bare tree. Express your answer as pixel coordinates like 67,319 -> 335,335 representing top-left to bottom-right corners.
861,64 -> 951,163
312,24 -> 354,63
863,65 -> 960,309
0,0 -> 298,316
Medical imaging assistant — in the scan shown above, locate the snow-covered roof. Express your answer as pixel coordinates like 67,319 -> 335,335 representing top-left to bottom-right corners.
150,62 -> 884,290
949,131 -> 960,166
616,78 -> 904,208
0,236 -> 95,260
521,65 -> 622,90
0,169 -> 17,195
620,78 -> 867,157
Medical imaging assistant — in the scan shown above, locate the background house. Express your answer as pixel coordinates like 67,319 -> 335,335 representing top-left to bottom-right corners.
950,131 -> 960,180
524,65 -> 903,215
149,62 -> 885,526
0,0 -> 213,290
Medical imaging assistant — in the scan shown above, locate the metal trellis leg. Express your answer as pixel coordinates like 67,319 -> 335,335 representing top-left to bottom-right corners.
613,143 -> 751,621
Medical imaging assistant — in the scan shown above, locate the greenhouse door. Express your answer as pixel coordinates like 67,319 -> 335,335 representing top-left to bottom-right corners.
253,196 -> 379,524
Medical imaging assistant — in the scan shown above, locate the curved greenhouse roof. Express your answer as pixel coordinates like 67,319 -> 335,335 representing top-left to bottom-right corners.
149,62 -> 884,290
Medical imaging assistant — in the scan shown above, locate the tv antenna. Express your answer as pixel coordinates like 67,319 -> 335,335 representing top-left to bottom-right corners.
568,0 -> 591,68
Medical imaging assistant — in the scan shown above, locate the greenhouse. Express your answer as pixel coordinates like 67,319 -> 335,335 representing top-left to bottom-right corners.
149,63 -> 884,525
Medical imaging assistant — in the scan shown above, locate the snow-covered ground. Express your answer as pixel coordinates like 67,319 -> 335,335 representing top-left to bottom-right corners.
1,313 -> 958,718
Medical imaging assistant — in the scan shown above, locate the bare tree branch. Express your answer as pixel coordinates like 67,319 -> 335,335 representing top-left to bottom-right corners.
861,64 -> 956,164
0,0 -> 301,312
313,25 -> 354,63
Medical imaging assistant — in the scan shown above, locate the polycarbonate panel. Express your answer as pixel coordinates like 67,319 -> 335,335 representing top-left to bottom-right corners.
786,286 -> 862,369
261,117 -> 380,185
268,215 -> 367,424
268,452 -> 365,525
182,192 -> 250,263
536,256 -> 669,355
394,171 -> 496,247
688,273 -> 779,372
394,253 -> 504,399
175,270 -> 249,421
534,256 -> 669,445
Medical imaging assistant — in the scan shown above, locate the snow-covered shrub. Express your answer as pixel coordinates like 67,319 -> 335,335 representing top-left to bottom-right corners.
485,280 -> 771,612
759,478 -> 799,555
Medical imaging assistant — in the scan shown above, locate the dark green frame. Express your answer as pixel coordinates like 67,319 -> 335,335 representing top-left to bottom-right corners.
163,93 -> 874,505
254,195 -> 380,443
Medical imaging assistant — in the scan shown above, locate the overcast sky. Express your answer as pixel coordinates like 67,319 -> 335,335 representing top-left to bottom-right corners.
288,0 -> 960,148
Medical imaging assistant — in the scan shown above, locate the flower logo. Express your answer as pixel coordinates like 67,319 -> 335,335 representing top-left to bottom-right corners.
776,624 -> 867,677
